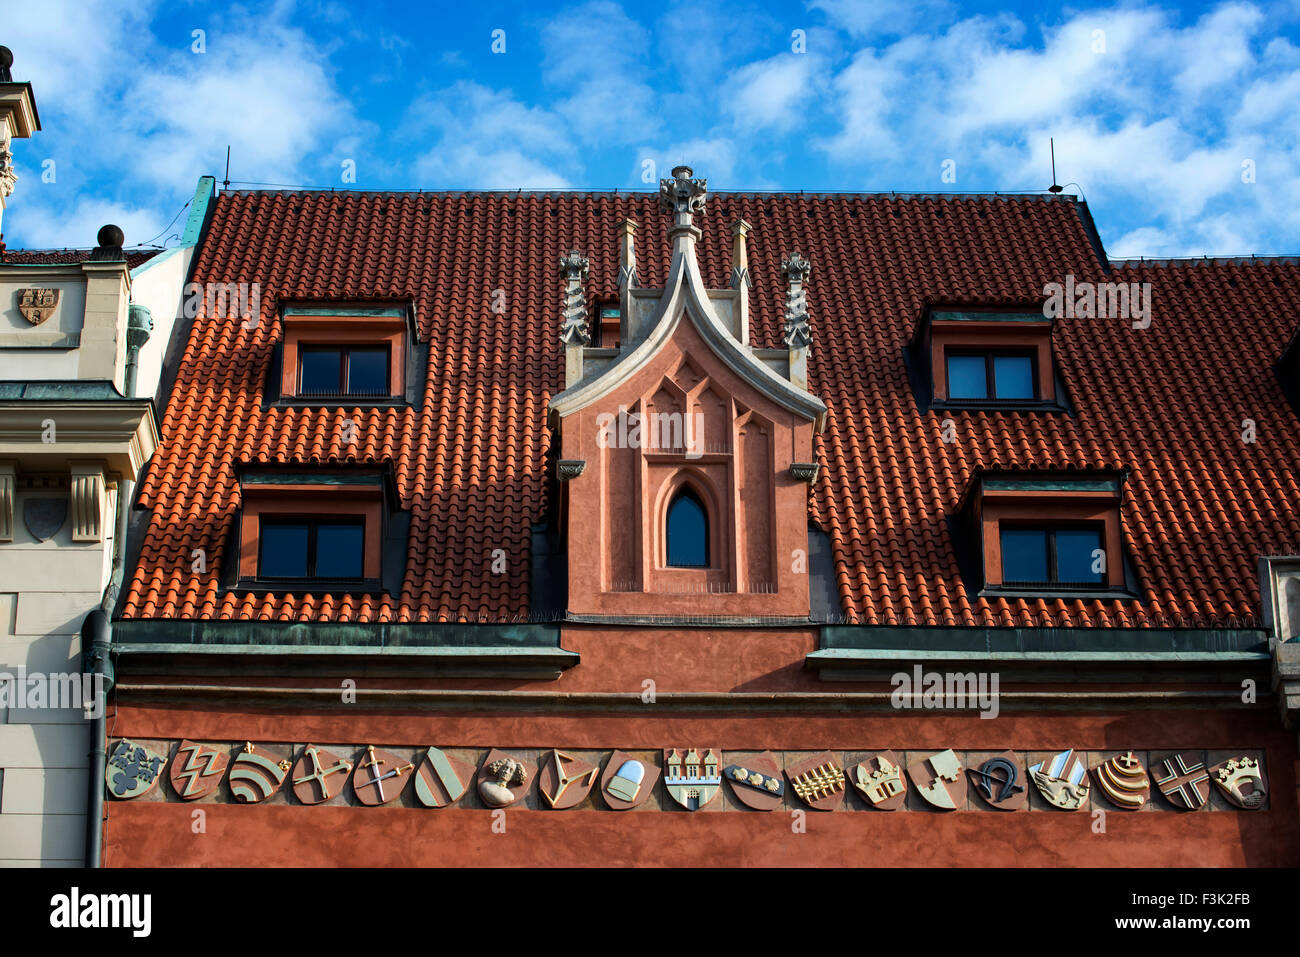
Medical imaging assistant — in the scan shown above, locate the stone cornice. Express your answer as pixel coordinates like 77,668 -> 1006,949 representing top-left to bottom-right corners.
0,398 -> 157,475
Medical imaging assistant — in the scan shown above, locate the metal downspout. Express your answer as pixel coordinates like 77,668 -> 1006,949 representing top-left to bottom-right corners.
83,301 -> 151,867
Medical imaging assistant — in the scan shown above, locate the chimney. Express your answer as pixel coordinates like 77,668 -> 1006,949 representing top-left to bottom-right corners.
781,251 -> 813,390
0,45 -> 42,249
558,248 -> 590,388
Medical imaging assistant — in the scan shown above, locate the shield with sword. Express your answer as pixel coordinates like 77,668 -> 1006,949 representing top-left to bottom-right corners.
291,744 -> 354,804
352,746 -> 414,806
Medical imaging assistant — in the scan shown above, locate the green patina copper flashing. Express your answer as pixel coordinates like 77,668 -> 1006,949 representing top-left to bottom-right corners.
817,625 -> 1269,654
241,470 -> 383,486
181,176 -> 217,247
112,618 -> 567,650
283,305 -> 407,318
980,476 -> 1120,494
0,381 -> 135,400
930,311 -> 1049,324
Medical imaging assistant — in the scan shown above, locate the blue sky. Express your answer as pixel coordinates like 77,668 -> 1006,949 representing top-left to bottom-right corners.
4,0 -> 1300,257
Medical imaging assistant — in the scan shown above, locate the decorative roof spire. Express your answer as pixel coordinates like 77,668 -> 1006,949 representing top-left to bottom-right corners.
781,251 -> 812,348
730,219 -> 753,289
558,249 -> 591,346
658,165 -> 707,230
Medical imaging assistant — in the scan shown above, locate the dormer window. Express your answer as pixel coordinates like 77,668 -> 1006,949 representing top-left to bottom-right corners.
956,471 -> 1135,597
276,304 -> 419,405
232,466 -> 408,594
946,350 -> 1036,400
910,308 -> 1067,411
258,518 -> 365,580
667,487 -> 709,567
298,345 -> 391,398
1000,524 -> 1104,589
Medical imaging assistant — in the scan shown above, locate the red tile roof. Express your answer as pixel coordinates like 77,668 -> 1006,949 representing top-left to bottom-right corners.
122,190 -> 1300,626
3,247 -> 162,269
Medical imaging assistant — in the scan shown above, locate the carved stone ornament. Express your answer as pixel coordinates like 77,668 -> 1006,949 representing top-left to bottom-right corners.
600,750 -> 659,810
17,287 -> 60,326
658,165 -> 708,218
789,462 -> 819,483
664,747 -> 722,810
476,749 -> 533,808
908,749 -> 967,810
724,752 -> 785,811
1091,751 -> 1150,810
559,249 -> 591,345
413,747 -> 475,808
785,751 -> 846,811
538,749 -> 600,809
851,751 -> 908,810
229,742 -> 291,803
780,252 -> 813,349
352,745 -> 413,806
106,739 -> 167,800
557,459 -> 586,481
291,744 -> 353,805
1152,752 -> 1210,810
1028,749 -> 1091,810
968,751 -> 1028,810
1209,755 -> 1266,810
23,496 -> 66,542
169,740 -> 230,801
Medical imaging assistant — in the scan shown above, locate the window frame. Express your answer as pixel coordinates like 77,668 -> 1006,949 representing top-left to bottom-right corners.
666,486 -> 711,568
997,521 -> 1106,590
944,347 -> 1039,402
296,343 -> 393,399
278,311 -> 409,403
236,476 -> 387,589
921,313 -> 1061,411
257,515 -> 368,581
970,475 -> 1132,597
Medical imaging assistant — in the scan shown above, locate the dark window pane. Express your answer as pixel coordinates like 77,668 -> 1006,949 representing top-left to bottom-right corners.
1001,528 -> 1048,583
314,523 -> 364,578
993,354 -> 1035,399
946,355 -> 987,399
667,490 -> 709,567
259,524 -> 309,578
347,349 -> 389,396
1055,529 -> 1104,585
299,349 -> 341,395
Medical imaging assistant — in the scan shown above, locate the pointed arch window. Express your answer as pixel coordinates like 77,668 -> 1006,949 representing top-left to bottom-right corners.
667,487 -> 710,567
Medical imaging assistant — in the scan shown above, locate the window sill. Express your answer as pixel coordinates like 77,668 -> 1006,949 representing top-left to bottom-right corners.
268,397 -> 409,409
932,398 -> 1069,413
978,586 -> 1140,602
232,579 -> 386,596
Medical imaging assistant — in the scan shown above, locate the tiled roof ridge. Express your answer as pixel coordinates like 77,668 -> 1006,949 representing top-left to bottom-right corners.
1112,255 -> 1300,267
221,187 -> 1081,202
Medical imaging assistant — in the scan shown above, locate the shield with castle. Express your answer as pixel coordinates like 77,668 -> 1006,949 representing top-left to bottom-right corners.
664,747 -> 722,810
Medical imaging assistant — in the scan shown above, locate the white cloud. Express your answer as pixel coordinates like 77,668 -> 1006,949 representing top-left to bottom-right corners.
408,83 -> 574,188
726,53 -> 826,133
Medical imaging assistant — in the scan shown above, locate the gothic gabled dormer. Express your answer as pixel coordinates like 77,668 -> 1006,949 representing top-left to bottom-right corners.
549,166 -> 826,620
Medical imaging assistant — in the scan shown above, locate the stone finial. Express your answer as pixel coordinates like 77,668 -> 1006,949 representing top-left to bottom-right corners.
558,249 -> 591,346
730,219 -> 753,289
0,47 -> 12,84
617,217 -> 638,289
658,165 -> 708,222
781,251 -> 813,349
89,223 -> 125,263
